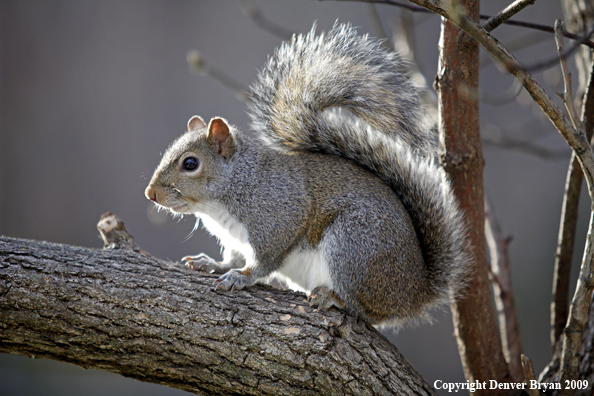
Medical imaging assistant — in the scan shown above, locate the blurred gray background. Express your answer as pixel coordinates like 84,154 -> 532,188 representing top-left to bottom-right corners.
0,0 -> 585,395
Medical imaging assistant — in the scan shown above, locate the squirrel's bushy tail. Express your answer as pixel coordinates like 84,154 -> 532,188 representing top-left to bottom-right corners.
248,23 -> 470,308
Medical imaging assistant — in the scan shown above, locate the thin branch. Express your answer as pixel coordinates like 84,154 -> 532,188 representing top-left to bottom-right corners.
235,0 -> 293,40
364,3 -> 394,51
329,0 -> 594,48
186,50 -> 249,102
482,134 -> 570,160
558,211 -> 594,394
555,20 -> 586,133
390,8 -> 438,122
478,78 -> 524,106
551,134 -> 589,351
523,25 -> 594,72
480,32 -> 550,69
495,19 -> 594,48
521,355 -> 541,396
483,0 -> 537,33
549,26 -> 594,355
553,20 -> 594,394
485,199 -> 523,381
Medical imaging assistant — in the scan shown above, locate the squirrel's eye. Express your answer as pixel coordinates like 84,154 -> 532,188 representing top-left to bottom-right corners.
182,157 -> 199,171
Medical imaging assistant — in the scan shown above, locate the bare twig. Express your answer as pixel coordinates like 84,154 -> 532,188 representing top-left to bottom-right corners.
390,8 -> 438,122
186,50 -> 249,102
391,10 -> 427,85
550,25 -> 594,355
485,199 -> 523,381
551,144 -> 589,352
552,20 -> 594,394
558,211 -> 594,393
235,0 -> 293,40
330,0 -> 594,48
555,20 -> 586,133
483,0 -> 537,33
482,134 -> 570,160
480,32 -> 549,69
364,3 -> 394,51
479,78 -> 524,106
499,19 -> 594,49
524,25 -> 594,72
521,355 -> 541,396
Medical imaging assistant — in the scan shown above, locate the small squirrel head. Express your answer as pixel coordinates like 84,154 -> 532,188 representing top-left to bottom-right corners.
145,116 -> 237,215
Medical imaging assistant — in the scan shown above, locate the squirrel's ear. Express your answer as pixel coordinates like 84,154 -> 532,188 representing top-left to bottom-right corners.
207,117 -> 236,160
187,115 -> 206,132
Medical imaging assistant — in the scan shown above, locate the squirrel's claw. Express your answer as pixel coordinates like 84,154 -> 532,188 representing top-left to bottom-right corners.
182,253 -> 226,274
213,269 -> 252,291
309,286 -> 344,311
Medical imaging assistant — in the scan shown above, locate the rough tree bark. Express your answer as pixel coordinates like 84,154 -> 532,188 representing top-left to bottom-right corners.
435,0 -> 512,393
0,213 -> 436,396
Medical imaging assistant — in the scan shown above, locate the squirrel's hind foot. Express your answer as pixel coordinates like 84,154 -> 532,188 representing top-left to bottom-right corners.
214,267 -> 257,291
309,286 -> 344,311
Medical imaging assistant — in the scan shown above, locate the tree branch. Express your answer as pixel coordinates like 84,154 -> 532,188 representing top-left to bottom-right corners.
483,0 -> 537,33
550,24 -> 594,355
325,0 -> 594,48
554,21 -> 594,396
409,0 -> 594,195
386,0 -> 594,388
520,355 -> 540,396
236,0 -> 294,40
0,214 -> 436,396
186,50 -> 249,102
417,0 -> 594,388
364,3 -> 394,52
485,199 -> 523,381
434,0 -> 513,389
523,25 -> 594,72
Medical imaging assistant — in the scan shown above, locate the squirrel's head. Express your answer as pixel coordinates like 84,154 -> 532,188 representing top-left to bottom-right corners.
145,115 -> 237,215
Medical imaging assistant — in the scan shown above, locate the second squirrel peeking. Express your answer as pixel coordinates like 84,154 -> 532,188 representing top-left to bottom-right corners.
145,23 -> 470,327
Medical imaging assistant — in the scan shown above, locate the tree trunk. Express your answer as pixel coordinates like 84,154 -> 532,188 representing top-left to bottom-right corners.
435,0 -> 512,392
0,214 -> 436,396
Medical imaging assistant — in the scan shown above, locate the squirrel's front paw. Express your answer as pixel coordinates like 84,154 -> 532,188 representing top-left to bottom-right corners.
214,269 -> 254,291
309,286 -> 344,311
182,253 -> 225,274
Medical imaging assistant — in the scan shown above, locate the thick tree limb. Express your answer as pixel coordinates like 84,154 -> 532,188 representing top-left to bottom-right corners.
0,214 -> 436,396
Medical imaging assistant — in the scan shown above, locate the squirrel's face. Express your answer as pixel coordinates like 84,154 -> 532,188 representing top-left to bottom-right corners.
145,116 -> 236,215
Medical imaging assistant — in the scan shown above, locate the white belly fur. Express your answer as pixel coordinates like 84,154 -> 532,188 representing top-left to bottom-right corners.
194,201 -> 254,265
195,201 -> 333,293
274,237 -> 333,294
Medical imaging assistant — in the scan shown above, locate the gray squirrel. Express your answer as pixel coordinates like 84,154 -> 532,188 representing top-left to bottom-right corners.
145,23 -> 470,327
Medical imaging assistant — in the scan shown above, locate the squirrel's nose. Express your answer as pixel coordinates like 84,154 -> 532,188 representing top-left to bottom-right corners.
145,186 -> 158,203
